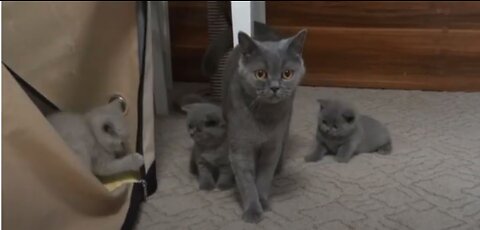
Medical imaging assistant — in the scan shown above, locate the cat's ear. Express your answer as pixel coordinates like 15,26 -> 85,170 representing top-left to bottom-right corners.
343,110 -> 356,124
317,99 -> 328,111
181,104 -> 195,113
287,29 -> 308,55
238,31 -> 258,56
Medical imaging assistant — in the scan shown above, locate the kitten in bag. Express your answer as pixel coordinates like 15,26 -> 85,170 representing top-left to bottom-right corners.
47,101 -> 143,176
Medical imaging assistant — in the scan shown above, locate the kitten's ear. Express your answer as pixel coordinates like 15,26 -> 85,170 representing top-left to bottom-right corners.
343,110 -> 356,124
287,29 -> 308,55
317,99 -> 328,111
238,31 -> 258,56
181,104 -> 195,113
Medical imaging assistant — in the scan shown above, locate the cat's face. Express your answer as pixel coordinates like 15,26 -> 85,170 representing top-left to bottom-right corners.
317,99 -> 357,138
87,102 -> 129,158
182,103 -> 226,146
237,30 -> 307,104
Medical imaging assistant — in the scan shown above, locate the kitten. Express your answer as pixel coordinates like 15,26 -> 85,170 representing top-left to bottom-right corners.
47,101 -> 144,176
182,103 -> 234,191
305,99 -> 392,163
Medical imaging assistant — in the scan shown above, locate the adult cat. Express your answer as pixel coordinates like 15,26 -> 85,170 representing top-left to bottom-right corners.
222,28 -> 307,223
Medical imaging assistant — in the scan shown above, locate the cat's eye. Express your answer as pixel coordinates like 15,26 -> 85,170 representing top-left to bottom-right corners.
205,119 -> 218,127
282,70 -> 294,80
322,120 -> 327,126
254,69 -> 268,80
188,124 -> 194,129
103,123 -> 115,135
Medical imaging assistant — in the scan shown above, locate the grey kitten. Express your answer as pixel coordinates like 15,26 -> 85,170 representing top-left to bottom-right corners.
182,103 -> 234,191
305,99 -> 392,163
47,101 -> 144,177
222,28 -> 307,223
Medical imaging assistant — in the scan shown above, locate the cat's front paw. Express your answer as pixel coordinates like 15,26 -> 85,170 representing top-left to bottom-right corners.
242,206 -> 263,223
336,155 -> 351,163
199,179 -> 215,191
130,153 -> 144,169
216,179 -> 234,190
259,197 -> 271,211
304,153 -> 322,162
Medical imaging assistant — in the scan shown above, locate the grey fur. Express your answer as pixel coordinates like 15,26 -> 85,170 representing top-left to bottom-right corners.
183,103 -> 234,190
222,29 -> 307,223
305,99 -> 392,163
47,101 -> 143,177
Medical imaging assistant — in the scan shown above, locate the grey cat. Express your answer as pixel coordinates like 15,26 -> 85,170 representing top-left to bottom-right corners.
222,29 -> 307,223
305,99 -> 392,163
47,101 -> 144,177
183,103 -> 234,190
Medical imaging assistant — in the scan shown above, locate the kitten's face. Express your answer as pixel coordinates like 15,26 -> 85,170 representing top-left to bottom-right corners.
183,103 -> 226,146
317,100 -> 357,138
88,102 -> 129,158
237,30 -> 307,104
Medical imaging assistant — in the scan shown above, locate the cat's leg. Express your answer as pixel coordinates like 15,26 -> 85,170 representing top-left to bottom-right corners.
275,150 -> 284,176
230,147 -> 263,223
216,165 -> 235,190
256,141 -> 283,212
189,151 -> 198,175
305,142 -> 328,162
93,153 -> 143,176
336,142 -> 357,163
275,120 -> 290,175
197,162 -> 215,191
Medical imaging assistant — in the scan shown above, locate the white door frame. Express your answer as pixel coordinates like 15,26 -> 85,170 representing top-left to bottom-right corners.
231,1 -> 266,46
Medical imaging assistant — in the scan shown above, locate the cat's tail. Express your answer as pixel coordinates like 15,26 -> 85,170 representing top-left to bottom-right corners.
201,27 -> 233,78
201,21 -> 282,78
173,93 -> 211,114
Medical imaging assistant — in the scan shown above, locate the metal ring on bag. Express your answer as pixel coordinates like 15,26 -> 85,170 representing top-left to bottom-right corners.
108,94 -> 128,115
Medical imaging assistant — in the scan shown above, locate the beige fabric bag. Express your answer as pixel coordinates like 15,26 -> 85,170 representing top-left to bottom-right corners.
2,2 -> 156,229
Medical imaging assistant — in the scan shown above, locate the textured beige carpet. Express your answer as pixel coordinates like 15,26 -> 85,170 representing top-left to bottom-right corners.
136,86 -> 480,230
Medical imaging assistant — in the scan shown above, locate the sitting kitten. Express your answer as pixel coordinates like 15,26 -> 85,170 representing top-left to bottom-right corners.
47,101 -> 144,176
305,99 -> 392,163
182,103 -> 234,190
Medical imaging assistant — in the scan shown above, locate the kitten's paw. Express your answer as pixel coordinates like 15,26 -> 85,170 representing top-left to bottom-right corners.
336,155 -> 351,163
305,153 -> 322,162
259,197 -> 271,211
199,180 -> 215,191
242,207 -> 263,223
216,180 -> 234,190
377,142 -> 392,155
130,153 -> 144,169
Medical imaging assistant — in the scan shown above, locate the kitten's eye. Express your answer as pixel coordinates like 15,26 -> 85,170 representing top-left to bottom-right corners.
188,124 -> 194,129
205,119 -> 218,127
103,123 -> 115,135
282,70 -> 294,80
254,70 -> 268,80
322,120 -> 327,126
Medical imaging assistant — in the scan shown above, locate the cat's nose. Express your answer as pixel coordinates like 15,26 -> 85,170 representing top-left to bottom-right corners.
270,86 -> 280,93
